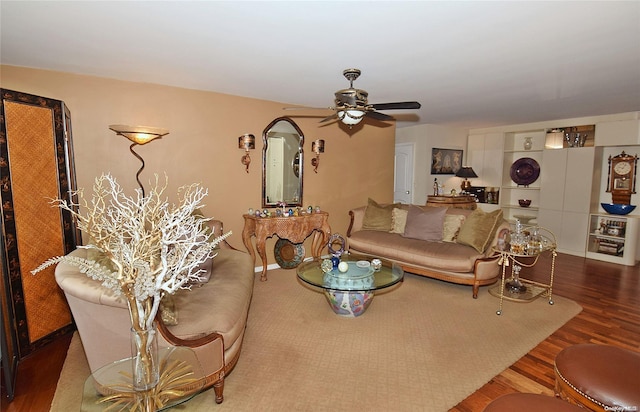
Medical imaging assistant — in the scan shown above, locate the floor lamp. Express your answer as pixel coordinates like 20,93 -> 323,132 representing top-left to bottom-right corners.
109,125 -> 169,197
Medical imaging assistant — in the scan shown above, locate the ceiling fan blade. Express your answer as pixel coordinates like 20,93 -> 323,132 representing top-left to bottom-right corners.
371,101 -> 421,111
319,113 -> 338,123
366,111 -> 395,121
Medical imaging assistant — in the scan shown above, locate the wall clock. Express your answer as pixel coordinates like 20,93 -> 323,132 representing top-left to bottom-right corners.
606,151 -> 638,205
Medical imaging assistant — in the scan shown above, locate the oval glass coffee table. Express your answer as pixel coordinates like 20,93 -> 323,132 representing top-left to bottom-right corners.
297,253 -> 404,317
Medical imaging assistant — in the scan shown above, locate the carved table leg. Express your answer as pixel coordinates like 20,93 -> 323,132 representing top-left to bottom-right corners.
255,236 -> 269,281
241,231 -> 256,266
311,230 -> 324,258
312,221 -> 331,257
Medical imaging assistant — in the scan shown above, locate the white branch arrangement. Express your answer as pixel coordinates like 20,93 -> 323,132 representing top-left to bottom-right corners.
32,173 -> 231,334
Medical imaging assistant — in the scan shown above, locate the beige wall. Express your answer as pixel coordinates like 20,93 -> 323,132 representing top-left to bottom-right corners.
1,65 -> 396,266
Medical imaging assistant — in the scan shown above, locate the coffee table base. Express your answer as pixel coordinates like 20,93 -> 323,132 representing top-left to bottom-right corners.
324,290 -> 373,317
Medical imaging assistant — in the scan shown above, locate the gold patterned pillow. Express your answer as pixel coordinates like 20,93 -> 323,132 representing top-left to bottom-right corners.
442,214 -> 466,242
390,208 -> 408,234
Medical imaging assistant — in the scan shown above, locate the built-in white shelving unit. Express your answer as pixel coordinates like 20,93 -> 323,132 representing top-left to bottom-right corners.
500,130 -> 546,223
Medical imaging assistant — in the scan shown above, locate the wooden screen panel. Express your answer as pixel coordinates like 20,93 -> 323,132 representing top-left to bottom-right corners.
1,89 -> 77,359
4,101 -> 71,343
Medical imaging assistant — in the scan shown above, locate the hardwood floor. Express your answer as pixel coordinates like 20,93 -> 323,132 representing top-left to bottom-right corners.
1,253 -> 638,412
453,253 -> 640,411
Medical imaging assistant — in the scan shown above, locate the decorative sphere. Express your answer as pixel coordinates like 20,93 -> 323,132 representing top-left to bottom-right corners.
338,261 -> 349,273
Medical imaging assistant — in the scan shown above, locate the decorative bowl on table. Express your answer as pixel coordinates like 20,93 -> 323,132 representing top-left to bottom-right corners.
518,199 -> 531,207
600,203 -> 636,215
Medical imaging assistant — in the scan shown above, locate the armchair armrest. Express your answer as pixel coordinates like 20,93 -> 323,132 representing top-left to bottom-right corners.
347,206 -> 368,237
156,317 -> 224,348
474,253 -> 501,281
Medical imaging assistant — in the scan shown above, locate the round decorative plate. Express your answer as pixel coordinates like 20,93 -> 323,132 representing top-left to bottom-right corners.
274,239 -> 305,269
510,157 -> 540,186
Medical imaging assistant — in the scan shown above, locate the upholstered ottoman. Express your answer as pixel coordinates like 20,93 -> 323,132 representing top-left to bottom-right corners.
554,344 -> 640,411
483,393 -> 584,412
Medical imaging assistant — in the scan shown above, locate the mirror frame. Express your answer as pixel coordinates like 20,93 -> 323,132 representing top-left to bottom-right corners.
262,117 -> 304,208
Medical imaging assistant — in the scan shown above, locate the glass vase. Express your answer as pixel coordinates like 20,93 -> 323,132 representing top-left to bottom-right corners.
130,323 -> 159,392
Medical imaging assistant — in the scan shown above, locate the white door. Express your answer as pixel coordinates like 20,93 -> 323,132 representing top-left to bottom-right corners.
394,143 -> 414,203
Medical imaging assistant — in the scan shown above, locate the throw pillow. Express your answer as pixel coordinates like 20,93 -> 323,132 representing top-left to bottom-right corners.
456,208 -> 504,253
390,208 -> 408,234
362,198 -> 398,231
402,206 -> 447,241
442,214 -> 466,242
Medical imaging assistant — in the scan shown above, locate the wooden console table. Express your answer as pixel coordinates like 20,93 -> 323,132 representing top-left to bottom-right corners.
242,212 -> 331,281
426,195 -> 477,210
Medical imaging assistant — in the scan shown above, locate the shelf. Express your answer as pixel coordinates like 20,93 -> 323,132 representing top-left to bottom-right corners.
586,214 -> 639,266
504,149 -> 543,154
589,233 -> 625,241
504,205 -> 539,211
501,186 -> 541,190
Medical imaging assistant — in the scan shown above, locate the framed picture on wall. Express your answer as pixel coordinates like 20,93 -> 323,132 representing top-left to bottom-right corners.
431,148 -> 463,175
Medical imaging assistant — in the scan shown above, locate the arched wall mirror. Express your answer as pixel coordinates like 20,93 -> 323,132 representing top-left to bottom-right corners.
262,117 -> 304,208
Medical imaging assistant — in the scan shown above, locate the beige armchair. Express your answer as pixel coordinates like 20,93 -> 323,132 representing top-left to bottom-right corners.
54,220 -> 255,404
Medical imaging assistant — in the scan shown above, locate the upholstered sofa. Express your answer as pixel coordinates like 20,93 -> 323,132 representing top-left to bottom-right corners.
347,200 -> 509,298
54,219 -> 254,404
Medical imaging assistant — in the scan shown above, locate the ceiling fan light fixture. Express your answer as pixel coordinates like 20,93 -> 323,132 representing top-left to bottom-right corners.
338,109 -> 365,126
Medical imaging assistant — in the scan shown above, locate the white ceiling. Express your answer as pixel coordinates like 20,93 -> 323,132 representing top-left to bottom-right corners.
2,1 -> 639,129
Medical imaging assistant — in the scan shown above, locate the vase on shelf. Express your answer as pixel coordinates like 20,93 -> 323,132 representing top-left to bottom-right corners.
523,137 -> 533,150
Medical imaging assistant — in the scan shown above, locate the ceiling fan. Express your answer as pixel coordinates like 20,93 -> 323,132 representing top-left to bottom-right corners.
284,68 -> 421,128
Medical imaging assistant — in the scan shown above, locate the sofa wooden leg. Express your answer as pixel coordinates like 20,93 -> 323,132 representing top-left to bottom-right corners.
472,284 -> 479,299
214,379 -> 224,404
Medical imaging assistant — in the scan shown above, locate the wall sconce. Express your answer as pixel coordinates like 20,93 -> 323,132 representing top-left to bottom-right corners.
109,124 -> 169,197
311,139 -> 325,173
455,166 -> 478,192
238,133 -> 255,173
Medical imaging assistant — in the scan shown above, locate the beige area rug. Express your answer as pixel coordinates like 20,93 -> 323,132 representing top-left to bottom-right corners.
51,270 -> 581,412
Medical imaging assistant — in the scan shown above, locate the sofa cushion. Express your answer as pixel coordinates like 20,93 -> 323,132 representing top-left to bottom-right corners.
168,248 -> 254,349
443,214 -> 466,242
456,208 -> 504,253
362,198 -> 398,231
390,207 -> 408,234
402,205 -> 447,241
348,230 -> 483,273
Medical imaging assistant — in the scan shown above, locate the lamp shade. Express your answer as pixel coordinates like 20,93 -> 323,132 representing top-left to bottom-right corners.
312,139 -> 325,154
238,134 -> 256,150
109,124 -> 169,145
455,166 -> 478,178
